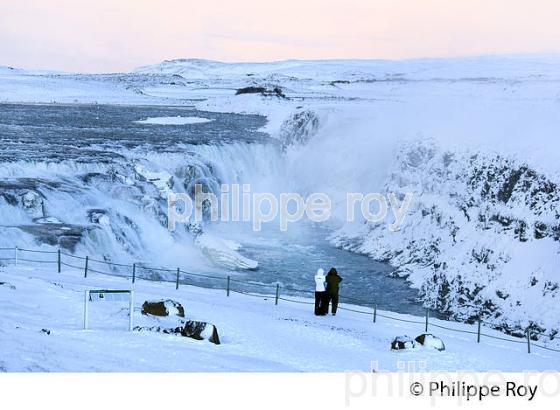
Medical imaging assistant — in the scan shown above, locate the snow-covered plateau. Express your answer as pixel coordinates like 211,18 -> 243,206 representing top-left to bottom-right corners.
1,55 -> 560,370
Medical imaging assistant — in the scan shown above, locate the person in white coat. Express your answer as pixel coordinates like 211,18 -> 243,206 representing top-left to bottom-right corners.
314,268 -> 327,316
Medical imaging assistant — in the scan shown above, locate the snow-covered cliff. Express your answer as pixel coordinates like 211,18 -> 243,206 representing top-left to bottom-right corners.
332,139 -> 560,338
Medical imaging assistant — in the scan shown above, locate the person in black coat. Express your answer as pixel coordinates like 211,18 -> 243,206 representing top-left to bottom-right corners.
325,267 -> 343,316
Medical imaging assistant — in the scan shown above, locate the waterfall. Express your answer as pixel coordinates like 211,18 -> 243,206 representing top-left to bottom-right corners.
0,141 -> 284,273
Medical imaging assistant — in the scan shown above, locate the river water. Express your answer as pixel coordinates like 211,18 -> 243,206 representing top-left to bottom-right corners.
206,222 -> 428,316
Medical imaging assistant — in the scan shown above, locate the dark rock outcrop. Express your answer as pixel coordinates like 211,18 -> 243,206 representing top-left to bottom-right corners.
0,281 -> 16,290
414,333 -> 445,351
181,320 -> 220,345
390,335 -> 416,350
134,321 -> 220,345
235,86 -> 285,98
141,300 -> 185,317
278,110 -> 320,151
18,223 -> 89,252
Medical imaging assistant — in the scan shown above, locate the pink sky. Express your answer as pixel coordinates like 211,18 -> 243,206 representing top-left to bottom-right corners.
1,0 -> 560,73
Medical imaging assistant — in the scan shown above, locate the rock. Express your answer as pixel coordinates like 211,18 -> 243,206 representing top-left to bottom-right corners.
278,110 -> 320,150
21,190 -> 44,217
34,216 -> 63,224
391,335 -> 416,350
235,86 -> 266,95
186,221 -> 203,237
141,300 -> 185,317
134,164 -> 174,199
18,223 -> 89,252
181,321 -> 220,345
0,281 -> 16,290
0,183 -> 46,218
88,209 -> 110,225
415,333 -> 445,351
134,321 -> 221,345
235,86 -> 285,98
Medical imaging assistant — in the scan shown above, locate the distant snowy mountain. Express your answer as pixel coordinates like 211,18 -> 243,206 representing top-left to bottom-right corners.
135,55 -> 560,81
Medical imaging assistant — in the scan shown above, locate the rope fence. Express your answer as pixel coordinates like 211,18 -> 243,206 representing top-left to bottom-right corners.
1,245 -> 559,355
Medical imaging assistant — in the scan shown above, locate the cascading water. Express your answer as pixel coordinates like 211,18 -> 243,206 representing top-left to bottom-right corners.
0,103 -> 282,273
0,102 -> 428,316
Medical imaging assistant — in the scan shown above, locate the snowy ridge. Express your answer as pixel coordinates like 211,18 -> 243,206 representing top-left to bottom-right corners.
135,55 -> 560,81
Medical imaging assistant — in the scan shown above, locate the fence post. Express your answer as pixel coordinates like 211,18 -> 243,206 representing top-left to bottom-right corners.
176,268 -> 180,290
275,284 -> 279,305
15,246 -> 18,266
425,309 -> 429,332
373,304 -> 377,323
477,320 -> 482,343
84,256 -> 89,278
226,276 -> 230,297
57,249 -> 61,273
129,291 -> 134,332
83,290 -> 89,330
132,263 -> 136,284
527,329 -> 531,354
